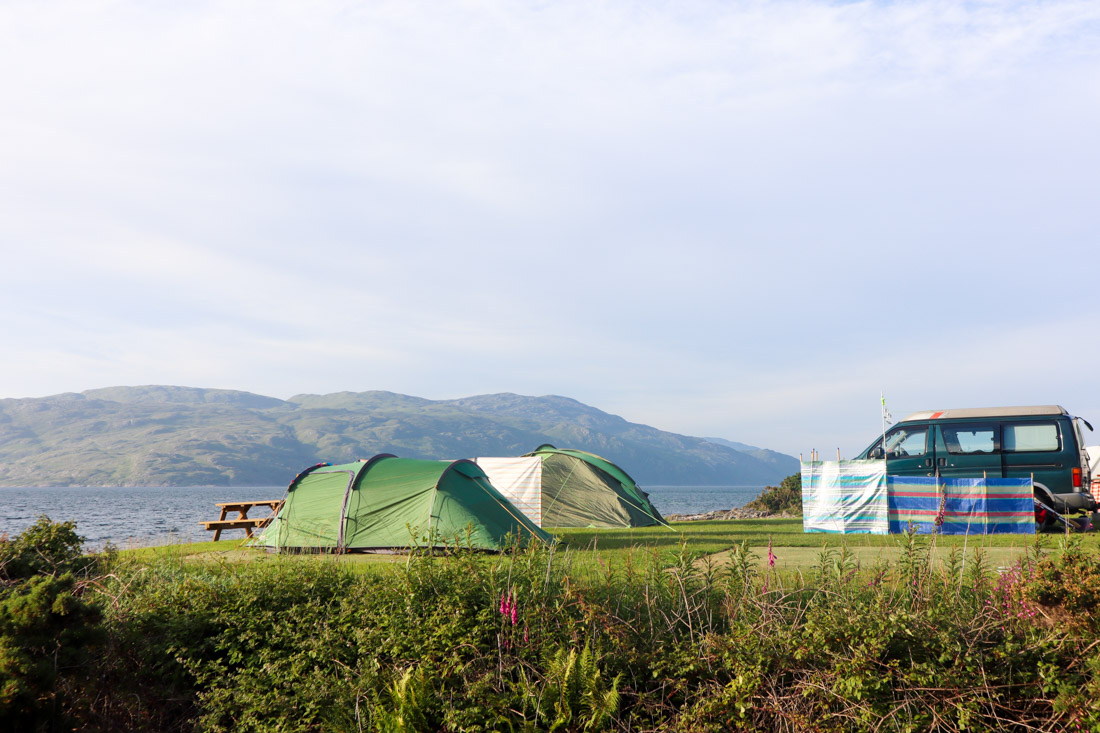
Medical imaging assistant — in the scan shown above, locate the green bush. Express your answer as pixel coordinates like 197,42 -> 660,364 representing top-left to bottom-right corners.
44,525 -> 1100,731
1026,539 -> 1100,631
0,517 -> 104,731
0,515 -> 93,581
743,473 -> 802,514
0,573 -> 104,726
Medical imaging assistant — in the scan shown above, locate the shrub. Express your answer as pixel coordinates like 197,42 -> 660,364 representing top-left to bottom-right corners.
0,517 -> 104,731
1026,539 -> 1100,632
63,525 -> 1100,731
743,473 -> 802,514
0,515 -> 93,581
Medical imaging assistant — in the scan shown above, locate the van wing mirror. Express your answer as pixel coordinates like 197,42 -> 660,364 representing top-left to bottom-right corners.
870,446 -> 885,459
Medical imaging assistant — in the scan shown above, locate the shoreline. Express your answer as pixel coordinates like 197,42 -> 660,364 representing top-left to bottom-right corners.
666,507 -> 800,522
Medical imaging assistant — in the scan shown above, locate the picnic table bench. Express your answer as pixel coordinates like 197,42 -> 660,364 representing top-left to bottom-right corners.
200,500 -> 283,541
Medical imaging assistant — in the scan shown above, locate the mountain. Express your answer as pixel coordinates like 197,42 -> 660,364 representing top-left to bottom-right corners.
703,437 -> 762,453
0,386 -> 799,487
703,437 -> 800,476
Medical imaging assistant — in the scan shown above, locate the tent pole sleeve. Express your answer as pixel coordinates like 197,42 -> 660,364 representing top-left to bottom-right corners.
336,469 -> 361,552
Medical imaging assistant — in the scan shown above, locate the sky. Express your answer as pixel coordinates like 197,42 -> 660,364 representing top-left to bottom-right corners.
2,0 -> 1098,458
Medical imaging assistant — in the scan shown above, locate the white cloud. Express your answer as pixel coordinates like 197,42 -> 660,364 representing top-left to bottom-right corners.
1,0 -> 1098,452
614,311 -> 1100,456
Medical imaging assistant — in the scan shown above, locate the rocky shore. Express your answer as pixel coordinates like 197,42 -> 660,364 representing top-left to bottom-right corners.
665,507 -> 801,522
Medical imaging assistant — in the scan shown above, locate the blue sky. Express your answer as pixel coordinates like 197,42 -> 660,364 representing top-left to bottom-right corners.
2,0 -> 1098,457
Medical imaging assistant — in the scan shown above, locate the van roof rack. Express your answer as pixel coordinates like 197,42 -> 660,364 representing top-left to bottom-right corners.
901,405 -> 1067,422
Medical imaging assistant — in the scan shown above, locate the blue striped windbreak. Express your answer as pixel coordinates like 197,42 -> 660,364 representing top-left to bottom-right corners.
888,477 -> 1034,535
802,462 -> 1034,535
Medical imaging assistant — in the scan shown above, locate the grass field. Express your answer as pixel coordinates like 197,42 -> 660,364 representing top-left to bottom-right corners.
123,518 -> 1100,573
558,519 -> 1100,575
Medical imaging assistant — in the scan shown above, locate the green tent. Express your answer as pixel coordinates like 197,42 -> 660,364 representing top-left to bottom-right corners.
255,455 -> 554,552
475,445 -> 668,528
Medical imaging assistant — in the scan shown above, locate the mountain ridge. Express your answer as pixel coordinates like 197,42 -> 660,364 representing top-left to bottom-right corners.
0,386 -> 799,487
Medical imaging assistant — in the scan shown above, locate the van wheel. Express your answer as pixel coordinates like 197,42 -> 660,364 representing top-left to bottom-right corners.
1035,489 -> 1057,533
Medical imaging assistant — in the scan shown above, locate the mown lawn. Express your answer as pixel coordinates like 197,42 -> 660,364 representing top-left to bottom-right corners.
558,519 -> 1100,574
121,518 -> 1100,573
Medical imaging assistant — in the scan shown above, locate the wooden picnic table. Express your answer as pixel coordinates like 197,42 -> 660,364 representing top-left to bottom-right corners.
199,500 -> 283,541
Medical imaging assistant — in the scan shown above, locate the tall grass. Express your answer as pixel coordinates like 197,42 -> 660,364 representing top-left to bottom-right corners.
6,520 -> 1100,731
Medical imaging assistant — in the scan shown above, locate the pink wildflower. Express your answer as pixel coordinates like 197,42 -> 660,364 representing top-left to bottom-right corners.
767,538 -> 776,568
499,589 -> 519,624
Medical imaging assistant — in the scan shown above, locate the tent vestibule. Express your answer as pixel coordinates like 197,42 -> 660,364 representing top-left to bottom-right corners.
475,445 -> 667,529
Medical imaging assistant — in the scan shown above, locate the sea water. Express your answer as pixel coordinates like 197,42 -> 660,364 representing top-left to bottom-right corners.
0,484 -> 766,549
0,486 -> 283,549
644,485 -> 765,516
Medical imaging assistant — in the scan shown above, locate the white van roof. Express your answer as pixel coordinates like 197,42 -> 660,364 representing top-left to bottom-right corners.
900,405 -> 1067,422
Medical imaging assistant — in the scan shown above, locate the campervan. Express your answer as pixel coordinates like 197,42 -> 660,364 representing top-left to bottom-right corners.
856,406 -> 1096,524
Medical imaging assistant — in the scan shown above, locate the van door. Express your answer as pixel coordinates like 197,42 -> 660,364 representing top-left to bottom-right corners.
883,424 -> 933,477
933,423 -> 1002,479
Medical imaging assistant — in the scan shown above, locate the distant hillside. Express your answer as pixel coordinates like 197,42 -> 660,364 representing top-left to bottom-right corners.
703,437 -> 800,475
703,437 -> 762,453
0,386 -> 798,487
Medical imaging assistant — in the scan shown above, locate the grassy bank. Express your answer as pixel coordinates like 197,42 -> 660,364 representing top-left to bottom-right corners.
5,517 -> 1100,731
140,516 -> 1095,571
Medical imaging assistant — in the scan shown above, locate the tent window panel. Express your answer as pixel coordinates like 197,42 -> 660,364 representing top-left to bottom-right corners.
1003,423 -> 1060,453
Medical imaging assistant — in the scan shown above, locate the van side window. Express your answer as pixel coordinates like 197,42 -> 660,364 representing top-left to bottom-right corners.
1004,423 -> 1060,452
885,427 -> 927,457
942,424 -> 997,454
